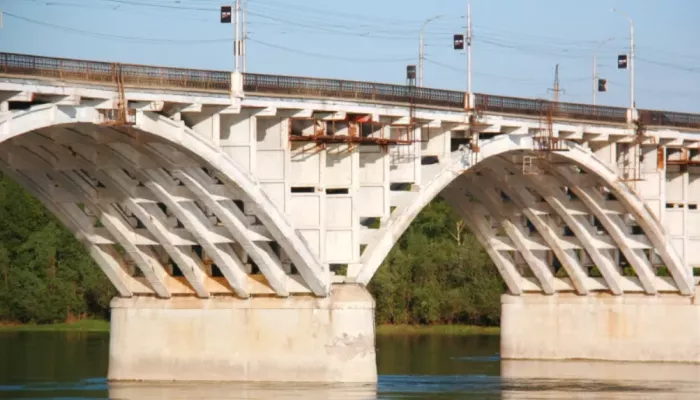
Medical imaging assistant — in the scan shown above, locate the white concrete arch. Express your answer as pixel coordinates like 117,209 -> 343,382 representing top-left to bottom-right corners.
354,134 -> 693,296
0,104 -> 330,297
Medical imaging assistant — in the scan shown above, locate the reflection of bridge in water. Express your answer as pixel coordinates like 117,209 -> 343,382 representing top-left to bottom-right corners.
108,360 -> 700,399
2,52 -> 700,383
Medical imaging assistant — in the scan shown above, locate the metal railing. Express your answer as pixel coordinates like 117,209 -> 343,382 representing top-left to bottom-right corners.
0,52 -> 230,92
474,93 -> 629,123
638,109 -> 700,129
243,73 -> 465,109
0,52 -> 698,129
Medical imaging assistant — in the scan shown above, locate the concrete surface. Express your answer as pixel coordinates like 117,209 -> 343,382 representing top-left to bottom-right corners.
501,292 -> 700,363
108,284 -> 376,383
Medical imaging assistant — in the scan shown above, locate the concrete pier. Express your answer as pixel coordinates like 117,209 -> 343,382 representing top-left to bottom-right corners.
501,292 -> 700,363
108,285 -> 377,383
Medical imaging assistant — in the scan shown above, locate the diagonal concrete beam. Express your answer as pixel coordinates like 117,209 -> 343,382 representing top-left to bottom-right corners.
460,175 -> 556,295
103,141 -> 285,296
138,168 -> 253,298
549,165 -> 658,295
560,145 -> 693,295
494,158 -> 624,296
95,168 -> 211,298
55,170 -> 172,299
477,165 -> 590,295
175,168 -> 296,295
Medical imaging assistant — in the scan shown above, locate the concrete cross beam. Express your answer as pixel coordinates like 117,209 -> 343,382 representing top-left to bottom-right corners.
175,168 -> 293,295
475,165 -> 591,295
461,175 -> 556,295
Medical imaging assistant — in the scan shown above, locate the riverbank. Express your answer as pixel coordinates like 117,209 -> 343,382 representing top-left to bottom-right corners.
0,320 -> 499,335
0,319 -> 109,332
376,324 -> 499,335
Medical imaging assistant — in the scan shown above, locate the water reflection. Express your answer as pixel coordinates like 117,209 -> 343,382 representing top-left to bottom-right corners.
109,382 -> 378,400
500,359 -> 700,399
2,332 -> 700,399
106,360 -> 700,400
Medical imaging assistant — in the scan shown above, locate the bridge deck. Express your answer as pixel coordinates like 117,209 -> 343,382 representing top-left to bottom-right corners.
0,52 -> 698,130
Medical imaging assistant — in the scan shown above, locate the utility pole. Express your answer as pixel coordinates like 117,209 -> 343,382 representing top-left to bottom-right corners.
419,15 -> 442,87
548,64 -> 564,102
592,53 -> 597,105
242,0 -> 247,73
234,0 -> 240,73
612,8 -> 635,110
467,0 -> 472,95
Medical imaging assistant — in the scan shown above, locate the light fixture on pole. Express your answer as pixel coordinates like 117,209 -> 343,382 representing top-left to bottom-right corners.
419,15 -> 443,87
592,37 -> 615,105
611,8 -> 635,111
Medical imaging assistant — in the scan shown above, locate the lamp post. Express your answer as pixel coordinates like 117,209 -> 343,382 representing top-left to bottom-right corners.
611,8 -> 635,111
467,0 -> 472,95
592,37 -> 615,105
419,15 -> 443,87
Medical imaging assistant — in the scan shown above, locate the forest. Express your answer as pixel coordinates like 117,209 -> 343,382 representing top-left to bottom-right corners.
0,173 -> 503,326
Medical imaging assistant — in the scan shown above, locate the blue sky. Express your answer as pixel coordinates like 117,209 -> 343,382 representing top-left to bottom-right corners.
1,0 -> 698,112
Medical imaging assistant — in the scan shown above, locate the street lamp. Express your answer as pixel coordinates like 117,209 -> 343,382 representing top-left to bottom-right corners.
592,37 -> 615,105
419,15 -> 443,87
611,8 -> 635,111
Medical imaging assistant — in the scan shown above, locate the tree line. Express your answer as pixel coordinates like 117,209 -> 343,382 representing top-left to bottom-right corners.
0,173 -> 502,325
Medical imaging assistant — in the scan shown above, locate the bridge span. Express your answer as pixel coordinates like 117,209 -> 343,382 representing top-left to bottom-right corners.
1,52 -> 700,383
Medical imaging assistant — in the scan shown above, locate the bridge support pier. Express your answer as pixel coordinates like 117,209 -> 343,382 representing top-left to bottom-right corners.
108,285 -> 377,383
501,291 -> 700,363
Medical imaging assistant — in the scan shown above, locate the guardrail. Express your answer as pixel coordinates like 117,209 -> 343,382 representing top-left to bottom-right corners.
474,93 -> 629,124
0,52 -> 230,92
243,73 -> 465,109
0,52 -> 698,129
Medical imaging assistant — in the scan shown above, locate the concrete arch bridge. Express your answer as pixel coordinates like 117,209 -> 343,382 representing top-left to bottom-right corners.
1,52 -> 700,383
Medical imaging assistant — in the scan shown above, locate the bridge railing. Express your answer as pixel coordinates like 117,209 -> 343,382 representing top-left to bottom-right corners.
0,52 -> 699,130
638,109 -> 700,129
243,73 -> 466,109
0,52 -> 231,92
473,93 -> 629,124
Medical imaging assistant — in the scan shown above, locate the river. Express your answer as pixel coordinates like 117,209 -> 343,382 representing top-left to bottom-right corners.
1,332 -> 699,399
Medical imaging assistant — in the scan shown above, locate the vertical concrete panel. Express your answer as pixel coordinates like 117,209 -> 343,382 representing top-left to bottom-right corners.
326,145 -> 352,188
357,186 -> 385,217
256,150 -> 285,181
325,196 -> 352,229
289,194 -> 320,227
665,169 -> 684,202
290,144 -> 321,187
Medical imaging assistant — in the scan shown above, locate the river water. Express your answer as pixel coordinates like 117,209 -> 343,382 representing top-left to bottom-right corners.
1,332 -> 700,399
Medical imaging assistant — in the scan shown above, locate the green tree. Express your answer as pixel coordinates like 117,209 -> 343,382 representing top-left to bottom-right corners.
369,197 -> 505,326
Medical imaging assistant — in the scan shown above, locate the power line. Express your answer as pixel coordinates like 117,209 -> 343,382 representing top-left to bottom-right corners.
248,38 -> 413,63
6,2 -> 700,81
3,12 -> 228,44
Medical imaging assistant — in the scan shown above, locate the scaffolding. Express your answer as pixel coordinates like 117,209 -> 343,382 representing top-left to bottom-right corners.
288,69 -> 421,154
287,115 -> 418,155
522,100 -> 569,175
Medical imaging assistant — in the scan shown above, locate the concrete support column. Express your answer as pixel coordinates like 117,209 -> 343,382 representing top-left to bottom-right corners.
108,285 -> 376,383
501,292 -> 700,363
